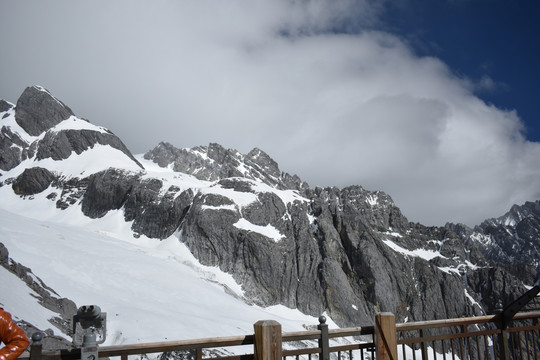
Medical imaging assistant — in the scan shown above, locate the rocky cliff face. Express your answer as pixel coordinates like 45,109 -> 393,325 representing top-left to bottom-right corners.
470,201 -> 540,267
1,86 -> 538,336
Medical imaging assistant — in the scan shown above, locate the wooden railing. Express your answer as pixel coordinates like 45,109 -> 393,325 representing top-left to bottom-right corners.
21,311 -> 540,360
22,316 -> 376,360
396,311 -> 540,360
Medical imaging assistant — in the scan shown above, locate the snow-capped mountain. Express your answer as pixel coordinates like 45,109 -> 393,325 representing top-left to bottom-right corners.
464,201 -> 540,267
0,86 -> 538,351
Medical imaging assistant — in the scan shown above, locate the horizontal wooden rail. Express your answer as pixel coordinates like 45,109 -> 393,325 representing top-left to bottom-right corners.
396,314 -> 498,332
328,326 -> 375,338
281,330 -> 320,342
282,347 -> 321,357
21,334 -> 256,360
395,311 -> 540,332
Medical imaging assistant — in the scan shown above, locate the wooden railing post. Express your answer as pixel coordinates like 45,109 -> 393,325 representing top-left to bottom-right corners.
29,332 -> 43,360
254,320 -> 282,360
318,316 -> 329,360
375,312 -> 397,360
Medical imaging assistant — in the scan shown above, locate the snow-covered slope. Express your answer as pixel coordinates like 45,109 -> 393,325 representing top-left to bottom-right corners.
0,87 -> 332,345
0,206 -> 334,346
0,150 -> 324,345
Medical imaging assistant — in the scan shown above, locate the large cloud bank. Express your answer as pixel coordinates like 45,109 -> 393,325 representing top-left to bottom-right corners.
1,0 -> 539,226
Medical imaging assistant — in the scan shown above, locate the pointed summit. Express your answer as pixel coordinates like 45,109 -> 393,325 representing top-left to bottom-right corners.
1,85 -> 143,175
15,86 -> 74,136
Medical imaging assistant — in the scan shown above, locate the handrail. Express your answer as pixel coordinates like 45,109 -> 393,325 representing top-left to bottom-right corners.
21,310 -> 540,360
396,311 -> 540,332
395,311 -> 540,360
21,334 -> 256,360
21,323 -> 377,360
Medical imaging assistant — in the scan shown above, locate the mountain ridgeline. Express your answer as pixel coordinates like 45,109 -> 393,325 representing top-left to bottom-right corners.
1,86 -> 539,335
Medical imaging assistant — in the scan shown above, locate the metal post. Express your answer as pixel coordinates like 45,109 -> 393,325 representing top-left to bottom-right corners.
419,327 -> 428,360
29,332 -> 43,360
318,316 -> 329,360
81,333 -> 99,360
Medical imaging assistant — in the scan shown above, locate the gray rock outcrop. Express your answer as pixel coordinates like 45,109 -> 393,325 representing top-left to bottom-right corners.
15,86 -> 74,136
12,167 -> 56,195
144,142 -> 307,191
0,86 -> 143,172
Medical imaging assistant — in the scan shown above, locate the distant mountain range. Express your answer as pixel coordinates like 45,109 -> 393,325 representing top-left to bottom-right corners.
1,86 -> 538,350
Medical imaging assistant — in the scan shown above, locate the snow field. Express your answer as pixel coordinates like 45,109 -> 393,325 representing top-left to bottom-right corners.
0,208 -> 336,346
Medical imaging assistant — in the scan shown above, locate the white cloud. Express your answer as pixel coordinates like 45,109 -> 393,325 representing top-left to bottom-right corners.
1,0 -> 539,226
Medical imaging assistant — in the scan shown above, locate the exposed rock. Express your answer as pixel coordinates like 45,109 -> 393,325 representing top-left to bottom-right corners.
246,148 -> 281,179
467,266 -> 528,314
81,169 -> 140,218
125,180 -> 194,239
144,142 -> 307,191
178,180 -> 494,326
0,87 -> 143,174
12,167 -> 56,195
463,200 -> 540,282
0,124 -> 29,171
0,99 -> 13,113
0,242 -> 8,266
15,86 -> 74,136
35,128 -> 143,168
54,177 -> 90,210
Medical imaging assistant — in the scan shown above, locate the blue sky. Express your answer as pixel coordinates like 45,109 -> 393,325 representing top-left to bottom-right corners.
0,0 -> 539,226
380,0 -> 540,141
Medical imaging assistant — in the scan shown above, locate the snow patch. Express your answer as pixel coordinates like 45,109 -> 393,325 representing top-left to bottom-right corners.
234,218 -> 285,242
383,239 -> 443,261
464,289 -> 482,310
51,116 -> 110,134
366,195 -> 378,206
469,233 -> 493,246
384,231 -> 403,238
201,204 -> 238,212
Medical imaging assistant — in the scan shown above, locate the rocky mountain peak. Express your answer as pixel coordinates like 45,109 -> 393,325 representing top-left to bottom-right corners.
468,200 -> 540,267
0,86 -> 143,174
479,200 -> 540,228
0,99 -> 13,113
144,142 -> 306,191
246,148 -> 280,179
15,86 -> 75,136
